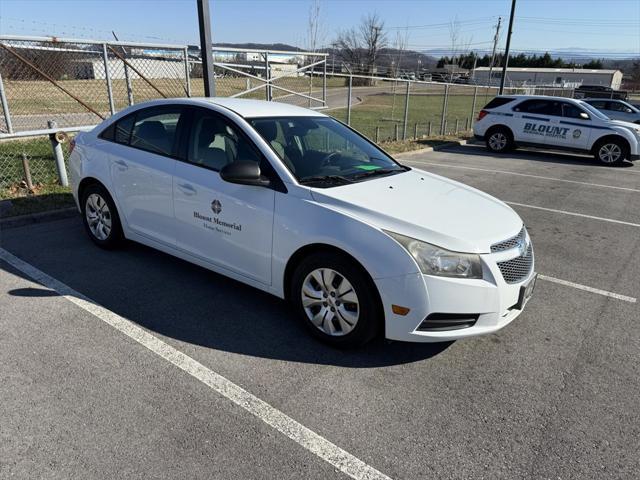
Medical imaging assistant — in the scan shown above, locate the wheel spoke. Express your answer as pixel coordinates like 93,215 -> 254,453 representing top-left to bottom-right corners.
337,305 -> 358,326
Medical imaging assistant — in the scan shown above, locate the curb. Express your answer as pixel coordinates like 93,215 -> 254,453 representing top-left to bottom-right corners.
0,207 -> 78,229
393,139 -> 471,159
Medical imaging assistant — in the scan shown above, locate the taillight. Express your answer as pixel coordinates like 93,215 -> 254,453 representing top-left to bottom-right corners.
477,110 -> 488,121
69,138 -> 76,154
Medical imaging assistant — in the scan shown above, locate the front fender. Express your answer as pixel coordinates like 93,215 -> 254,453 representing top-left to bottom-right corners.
271,192 -> 419,298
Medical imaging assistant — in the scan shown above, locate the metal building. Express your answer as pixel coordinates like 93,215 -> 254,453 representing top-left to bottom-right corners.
472,67 -> 623,89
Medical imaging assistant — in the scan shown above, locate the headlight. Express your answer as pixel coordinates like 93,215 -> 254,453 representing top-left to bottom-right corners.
385,231 -> 483,279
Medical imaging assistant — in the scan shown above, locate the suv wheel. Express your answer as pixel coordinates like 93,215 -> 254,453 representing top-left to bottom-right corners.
81,183 -> 123,249
291,252 -> 382,347
485,127 -> 513,153
595,140 -> 627,165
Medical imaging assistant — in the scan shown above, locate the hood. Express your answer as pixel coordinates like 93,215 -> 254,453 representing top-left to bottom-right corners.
310,169 -> 523,254
610,120 -> 640,134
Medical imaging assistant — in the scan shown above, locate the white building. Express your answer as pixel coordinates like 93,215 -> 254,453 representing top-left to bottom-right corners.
472,67 -> 623,89
74,57 -> 185,80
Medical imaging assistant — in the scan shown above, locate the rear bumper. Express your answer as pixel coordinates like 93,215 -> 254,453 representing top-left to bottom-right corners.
630,154 -> 639,161
376,249 -> 535,343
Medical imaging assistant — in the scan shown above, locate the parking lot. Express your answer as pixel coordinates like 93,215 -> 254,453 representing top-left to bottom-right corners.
1,143 -> 638,479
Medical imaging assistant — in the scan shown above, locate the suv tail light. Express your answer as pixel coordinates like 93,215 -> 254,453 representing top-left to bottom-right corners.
477,110 -> 489,121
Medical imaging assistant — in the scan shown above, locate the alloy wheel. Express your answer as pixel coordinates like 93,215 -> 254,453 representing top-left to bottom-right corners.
599,143 -> 622,163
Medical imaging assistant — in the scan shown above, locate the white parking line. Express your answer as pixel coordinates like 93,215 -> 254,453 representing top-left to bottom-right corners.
506,202 -> 640,228
0,248 -> 392,480
539,275 -> 637,303
405,161 -> 640,193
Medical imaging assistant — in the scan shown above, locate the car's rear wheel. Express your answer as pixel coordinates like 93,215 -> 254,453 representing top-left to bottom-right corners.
485,127 -> 513,153
290,252 -> 382,347
595,139 -> 627,165
81,183 -> 123,249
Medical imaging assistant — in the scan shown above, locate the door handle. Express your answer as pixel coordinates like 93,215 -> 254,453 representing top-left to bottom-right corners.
113,159 -> 128,170
177,183 -> 197,195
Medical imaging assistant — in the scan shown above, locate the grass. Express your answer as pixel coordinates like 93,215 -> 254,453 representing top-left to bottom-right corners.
381,134 -> 472,155
329,90 -> 489,141
0,185 -> 75,218
4,76 -> 347,116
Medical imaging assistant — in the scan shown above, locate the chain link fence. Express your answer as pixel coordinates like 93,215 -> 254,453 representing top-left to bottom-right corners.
1,34 -> 580,205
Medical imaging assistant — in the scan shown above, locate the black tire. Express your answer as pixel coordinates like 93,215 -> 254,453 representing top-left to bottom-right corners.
290,251 -> 382,348
80,183 -> 124,249
485,126 -> 514,153
593,138 -> 628,166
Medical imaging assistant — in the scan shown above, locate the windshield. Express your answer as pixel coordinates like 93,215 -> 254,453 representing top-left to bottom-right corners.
579,101 -> 610,120
248,116 -> 407,186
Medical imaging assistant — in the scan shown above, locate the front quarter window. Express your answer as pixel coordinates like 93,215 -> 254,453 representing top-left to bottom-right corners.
249,116 -> 407,186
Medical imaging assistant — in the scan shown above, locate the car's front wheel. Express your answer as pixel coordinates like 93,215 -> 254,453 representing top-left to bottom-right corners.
594,139 -> 627,165
291,252 -> 382,347
485,126 -> 513,153
81,183 -> 123,249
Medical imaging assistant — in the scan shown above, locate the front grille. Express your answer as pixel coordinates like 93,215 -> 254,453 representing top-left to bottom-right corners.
497,245 -> 534,284
491,226 -> 526,253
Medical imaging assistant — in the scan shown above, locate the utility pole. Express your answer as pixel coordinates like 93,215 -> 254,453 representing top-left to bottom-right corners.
499,0 -> 517,94
197,0 -> 216,96
487,17 -> 501,87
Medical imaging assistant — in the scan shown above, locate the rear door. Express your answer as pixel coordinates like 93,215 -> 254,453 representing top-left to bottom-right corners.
109,105 -> 184,246
511,99 -> 556,145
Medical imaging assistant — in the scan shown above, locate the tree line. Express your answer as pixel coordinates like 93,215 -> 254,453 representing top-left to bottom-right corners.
437,52 -> 604,70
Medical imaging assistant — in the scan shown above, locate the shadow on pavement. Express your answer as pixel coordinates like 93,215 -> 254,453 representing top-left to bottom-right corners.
2,218 -> 452,368
442,143 -> 636,169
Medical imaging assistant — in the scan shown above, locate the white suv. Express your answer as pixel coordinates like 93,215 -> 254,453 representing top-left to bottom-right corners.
473,95 -> 640,165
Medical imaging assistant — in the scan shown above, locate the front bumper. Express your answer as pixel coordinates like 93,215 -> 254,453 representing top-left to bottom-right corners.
376,249 -> 535,343
630,153 -> 639,161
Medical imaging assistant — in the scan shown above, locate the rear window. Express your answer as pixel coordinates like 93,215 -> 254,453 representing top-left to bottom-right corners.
483,97 -> 516,109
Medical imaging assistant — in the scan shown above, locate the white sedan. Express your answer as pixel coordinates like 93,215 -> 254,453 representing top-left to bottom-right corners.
69,98 -> 535,347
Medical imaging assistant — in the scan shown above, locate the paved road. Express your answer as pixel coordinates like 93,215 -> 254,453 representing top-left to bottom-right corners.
1,144 -> 639,479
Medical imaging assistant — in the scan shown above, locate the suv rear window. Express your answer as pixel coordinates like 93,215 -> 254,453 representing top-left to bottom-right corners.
483,97 -> 515,109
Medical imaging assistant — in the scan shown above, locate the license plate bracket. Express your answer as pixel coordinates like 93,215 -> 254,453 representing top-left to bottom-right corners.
516,273 -> 537,310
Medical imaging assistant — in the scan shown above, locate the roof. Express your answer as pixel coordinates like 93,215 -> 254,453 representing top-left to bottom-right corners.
190,97 -> 326,118
473,67 -> 620,74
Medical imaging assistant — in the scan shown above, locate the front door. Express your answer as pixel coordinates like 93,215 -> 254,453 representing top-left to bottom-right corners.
172,108 -> 275,285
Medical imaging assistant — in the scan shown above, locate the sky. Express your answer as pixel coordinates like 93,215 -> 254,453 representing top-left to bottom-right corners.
0,0 -> 639,58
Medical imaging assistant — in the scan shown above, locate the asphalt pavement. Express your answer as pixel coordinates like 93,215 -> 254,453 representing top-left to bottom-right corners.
1,143 -> 638,479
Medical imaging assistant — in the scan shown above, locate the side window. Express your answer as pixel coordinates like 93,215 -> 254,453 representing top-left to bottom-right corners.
515,100 -> 552,115
589,101 -> 607,110
187,110 -> 261,171
130,107 -> 182,156
98,114 -> 135,145
562,103 -> 587,119
114,115 -> 135,145
608,102 -> 630,113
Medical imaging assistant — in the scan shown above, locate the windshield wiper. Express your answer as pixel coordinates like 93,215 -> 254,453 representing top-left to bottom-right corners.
299,174 -> 353,185
350,167 -> 406,180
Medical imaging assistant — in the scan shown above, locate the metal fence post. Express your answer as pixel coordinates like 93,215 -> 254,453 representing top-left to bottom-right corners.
414,123 -> 418,139
470,86 -> 478,128
0,70 -> 14,133
428,121 -> 432,137
455,118 -> 459,134
21,153 -> 33,191
48,120 -> 69,187
322,57 -> 327,106
102,43 -> 115,115
395,123 -> 399,141
440,84 -> 449,135
264,52 -> 272,101
375,126 -> 380,143
183,47 -> 191,98
402,81 -> 410,140
347,74 -> 352,126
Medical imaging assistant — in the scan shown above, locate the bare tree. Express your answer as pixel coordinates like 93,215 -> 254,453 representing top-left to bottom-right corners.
305,0 -> 326,105
335,13 -> 387,84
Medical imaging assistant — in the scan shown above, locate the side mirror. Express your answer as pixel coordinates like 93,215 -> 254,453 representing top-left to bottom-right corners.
220,161 -> 271,187
579,112 -> 590,120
